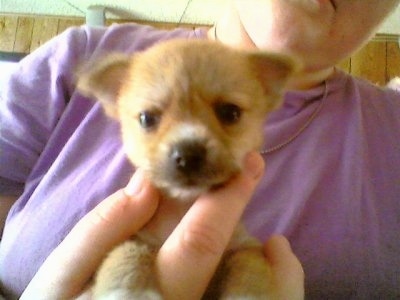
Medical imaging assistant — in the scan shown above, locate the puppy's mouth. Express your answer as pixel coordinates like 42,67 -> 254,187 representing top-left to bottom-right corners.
153,167 -> 233,200
155,178 -> 229,202
172,170 -> 230,189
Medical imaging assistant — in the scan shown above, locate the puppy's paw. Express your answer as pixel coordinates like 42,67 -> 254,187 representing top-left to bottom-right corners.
218,247 -> 273,299
93,239 -> 159,299
96,289 -> 162,300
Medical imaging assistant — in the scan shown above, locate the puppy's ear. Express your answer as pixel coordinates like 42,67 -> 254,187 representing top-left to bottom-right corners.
248,52 -> 298,107
76,54 -> 131,117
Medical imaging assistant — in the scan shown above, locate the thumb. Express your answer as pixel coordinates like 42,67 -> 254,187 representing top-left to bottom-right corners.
156,151 -> 265,299
264,235 -> 305,300
21,169 -> 159,300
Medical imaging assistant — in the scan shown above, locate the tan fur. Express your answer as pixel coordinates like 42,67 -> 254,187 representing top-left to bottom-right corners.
77,39 -> 296,299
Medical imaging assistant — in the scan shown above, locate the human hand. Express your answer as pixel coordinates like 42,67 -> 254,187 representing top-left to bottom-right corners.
20,168 -> 160,299
21,152 -> 304,299
264,235 -> 305,300
155,152 -> 304,300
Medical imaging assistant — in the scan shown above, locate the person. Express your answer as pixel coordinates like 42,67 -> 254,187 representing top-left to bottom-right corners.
0,0 -> 399,298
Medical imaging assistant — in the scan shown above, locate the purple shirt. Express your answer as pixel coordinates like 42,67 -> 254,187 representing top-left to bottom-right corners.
1,24 -> 399,299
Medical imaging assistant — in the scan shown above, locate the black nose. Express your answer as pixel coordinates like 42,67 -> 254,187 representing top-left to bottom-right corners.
170,141 -> 206,175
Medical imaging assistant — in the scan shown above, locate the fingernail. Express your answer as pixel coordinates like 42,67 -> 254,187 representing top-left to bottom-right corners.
244,151 -> 265,179
124,169 -> 146,196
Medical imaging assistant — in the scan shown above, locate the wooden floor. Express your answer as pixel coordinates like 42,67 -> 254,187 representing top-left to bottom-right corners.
1,14 -> 400,86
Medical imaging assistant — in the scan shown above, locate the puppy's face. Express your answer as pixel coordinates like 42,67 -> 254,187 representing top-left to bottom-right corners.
78,40 -> 295,201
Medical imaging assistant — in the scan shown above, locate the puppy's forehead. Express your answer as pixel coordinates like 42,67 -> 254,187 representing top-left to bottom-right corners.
128,41 -> 258,109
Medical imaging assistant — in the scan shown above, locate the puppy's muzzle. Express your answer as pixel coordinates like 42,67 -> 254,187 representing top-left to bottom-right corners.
169,141 -> 206,181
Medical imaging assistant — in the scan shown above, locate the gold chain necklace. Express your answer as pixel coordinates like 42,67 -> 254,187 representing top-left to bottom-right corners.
260,81 -> 327,155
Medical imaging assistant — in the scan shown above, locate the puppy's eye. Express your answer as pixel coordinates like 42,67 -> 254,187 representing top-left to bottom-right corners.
138,111 -> 160,130
214,103 -> 242,125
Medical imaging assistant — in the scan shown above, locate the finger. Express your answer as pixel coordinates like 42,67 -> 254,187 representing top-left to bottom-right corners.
264,235 -> 305,300
21,170 -> 160,300
156,151 -> 265,300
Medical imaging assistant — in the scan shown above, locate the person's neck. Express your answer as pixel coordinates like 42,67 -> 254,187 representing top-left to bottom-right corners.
207,4 -> 256,49
287,67 -> 335,90
206,5 -> 335,90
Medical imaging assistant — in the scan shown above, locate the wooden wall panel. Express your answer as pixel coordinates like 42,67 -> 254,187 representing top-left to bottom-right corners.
1,14 -> 400,85
108,19 -> 178,29
14,17 -> 34,53
351,41 -> 387,85
0,16 -> 18,51
57,19 -> 85,35
107,18 -> 197,30
386,41 -> 400,81
30,18 -> 59,52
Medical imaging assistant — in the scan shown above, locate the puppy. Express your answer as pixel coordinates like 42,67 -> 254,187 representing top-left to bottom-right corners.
77,39 -> 295,299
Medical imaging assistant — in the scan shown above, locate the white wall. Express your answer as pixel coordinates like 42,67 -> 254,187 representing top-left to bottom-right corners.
0,0 -> 229,25
0,0 -> 399,34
